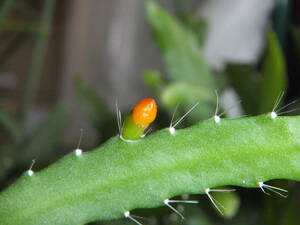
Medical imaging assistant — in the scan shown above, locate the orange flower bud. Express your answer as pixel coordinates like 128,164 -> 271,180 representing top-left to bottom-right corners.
131,98 -> 157,127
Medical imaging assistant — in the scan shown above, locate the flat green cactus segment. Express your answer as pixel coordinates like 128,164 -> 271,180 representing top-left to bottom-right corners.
1,115 -> 300,225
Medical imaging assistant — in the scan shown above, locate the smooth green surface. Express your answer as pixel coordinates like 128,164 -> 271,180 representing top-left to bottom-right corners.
1,115 -> 300,225
121,116 -> 146,140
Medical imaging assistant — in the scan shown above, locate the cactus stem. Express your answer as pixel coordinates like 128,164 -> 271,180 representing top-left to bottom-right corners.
2,115 -> 300,225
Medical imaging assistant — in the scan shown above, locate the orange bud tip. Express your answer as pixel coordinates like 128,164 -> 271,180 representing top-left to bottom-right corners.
131,98 -> 157,127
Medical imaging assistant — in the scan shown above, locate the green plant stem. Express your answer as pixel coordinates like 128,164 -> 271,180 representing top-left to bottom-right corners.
0,115 -> 300,225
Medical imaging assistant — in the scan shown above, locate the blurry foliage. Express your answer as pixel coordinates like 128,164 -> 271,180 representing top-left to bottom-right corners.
0,104 -> 69,181
145,0 -> 217,123
146,1 -> 215,87
225,64 -> 261,115
74,77 -> 116,144
292,26 -> 300,56
144,69 -> 165,95
225,30 -> 286,115
143,0 -> 288,127
211,191 -> 240,219
0,0 -> 70,186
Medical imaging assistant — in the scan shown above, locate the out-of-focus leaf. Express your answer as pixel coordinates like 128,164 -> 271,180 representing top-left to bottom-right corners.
21,0 -> 56,119
211,191 -> 240,219
144,69 -> 165,94
146,0 -> 216,89
74,77 -> 110,126
0,108 -> 22,143
264,181 -> 299,225
20,105 -> 69,164
260,30 -> 286,113
226,31 -> 286,115
161,81 -> 215,122
161,81 -> 214,106
228,201 -> 264,225
0,145 -> 15,181
74,77 -> 115,142
0,0 -> 15,29
280,190 -> 300,225
162,204 -> 213,225
185,205 -> 213,225
0,34 -> 29,67
183,15 -> 207,46
226,64 -> 261,115
291,26 -> 300,56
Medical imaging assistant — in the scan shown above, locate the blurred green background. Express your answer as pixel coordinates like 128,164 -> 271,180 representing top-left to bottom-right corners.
0,0 -> 300,224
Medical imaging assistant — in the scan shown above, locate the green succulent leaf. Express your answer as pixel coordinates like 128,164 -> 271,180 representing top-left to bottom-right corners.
1,115 -> 300,225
